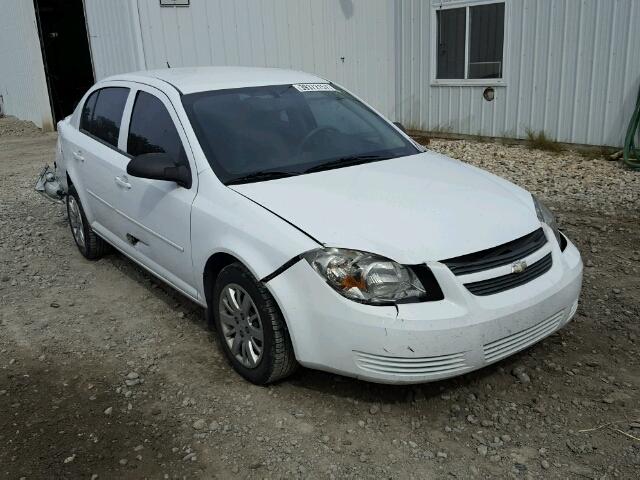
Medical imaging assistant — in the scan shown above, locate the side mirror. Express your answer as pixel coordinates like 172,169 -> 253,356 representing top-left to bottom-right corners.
393,121 -> 407,133
126,153 -> 192,189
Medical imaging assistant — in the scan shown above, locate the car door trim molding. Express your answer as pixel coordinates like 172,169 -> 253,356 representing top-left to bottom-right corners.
86,188 -> 185,252
92,223 -> 203,306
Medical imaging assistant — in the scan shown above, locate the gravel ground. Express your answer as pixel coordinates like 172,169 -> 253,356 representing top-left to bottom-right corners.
1,116 -> 639,479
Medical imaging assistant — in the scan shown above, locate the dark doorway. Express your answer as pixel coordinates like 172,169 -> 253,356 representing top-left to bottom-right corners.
34,0 -> 95,124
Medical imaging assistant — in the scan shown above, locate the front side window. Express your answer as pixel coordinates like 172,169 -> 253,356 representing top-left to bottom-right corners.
127,91 -> 186,164
80,87 -> 129,147
182,85 -> 418,184
436,2 -> 505,80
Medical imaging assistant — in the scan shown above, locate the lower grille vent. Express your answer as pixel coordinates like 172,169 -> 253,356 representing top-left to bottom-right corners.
483,310 -> 564,363
354,351 -> 466,377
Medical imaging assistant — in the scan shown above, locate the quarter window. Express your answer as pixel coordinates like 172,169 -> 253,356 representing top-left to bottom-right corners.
80,90 -> 99,131
127,91 -> 186,164
80,87 -> 129,147
436,2 -> 505,80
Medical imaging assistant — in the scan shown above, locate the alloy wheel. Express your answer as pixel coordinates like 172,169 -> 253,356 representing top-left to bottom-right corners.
68,196 -> 85,248
218,284 -> 264,368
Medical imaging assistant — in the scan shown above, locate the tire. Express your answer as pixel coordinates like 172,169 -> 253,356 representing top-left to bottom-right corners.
66,186 -> 110,260
212,262 -> 298,384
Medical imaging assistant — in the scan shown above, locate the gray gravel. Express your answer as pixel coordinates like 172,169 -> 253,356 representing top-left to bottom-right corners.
1,116 -> 639,479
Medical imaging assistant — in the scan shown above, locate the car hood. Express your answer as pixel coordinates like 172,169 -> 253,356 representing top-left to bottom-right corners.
230,151 -> 541,263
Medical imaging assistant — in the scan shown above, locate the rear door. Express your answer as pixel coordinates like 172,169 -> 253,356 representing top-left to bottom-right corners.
64,85 -> 131,243
115,85 -> 198,298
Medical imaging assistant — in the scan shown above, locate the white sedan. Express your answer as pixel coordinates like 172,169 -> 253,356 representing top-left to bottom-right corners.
39,67 -> 583,385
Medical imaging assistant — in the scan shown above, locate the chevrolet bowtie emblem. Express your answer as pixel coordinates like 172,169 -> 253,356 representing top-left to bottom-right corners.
511,260 -> 528,274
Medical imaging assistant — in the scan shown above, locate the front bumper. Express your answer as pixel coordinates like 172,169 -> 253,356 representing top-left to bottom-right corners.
267,226 -> 583,384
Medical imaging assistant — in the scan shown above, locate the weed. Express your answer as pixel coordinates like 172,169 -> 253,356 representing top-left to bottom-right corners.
525,129 -> 564,153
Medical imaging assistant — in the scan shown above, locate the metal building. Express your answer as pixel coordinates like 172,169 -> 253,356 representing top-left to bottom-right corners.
1,0 -> 638,148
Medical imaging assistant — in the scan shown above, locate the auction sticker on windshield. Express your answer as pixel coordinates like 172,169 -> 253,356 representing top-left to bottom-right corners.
292,83 -> 336,92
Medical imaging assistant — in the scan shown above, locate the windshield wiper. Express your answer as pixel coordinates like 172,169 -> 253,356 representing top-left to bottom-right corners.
225,170 -> 300,185
304,155 -> 392,174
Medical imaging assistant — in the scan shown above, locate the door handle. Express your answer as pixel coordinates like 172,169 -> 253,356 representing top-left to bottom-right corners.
114,175 -> 132,190
72,151 -> 85,162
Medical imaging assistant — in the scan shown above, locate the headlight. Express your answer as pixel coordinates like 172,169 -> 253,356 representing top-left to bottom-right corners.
532,194 -> 562,246
303,248 -> 427,304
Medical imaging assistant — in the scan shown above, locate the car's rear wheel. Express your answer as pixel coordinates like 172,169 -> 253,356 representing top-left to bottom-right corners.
66,187 -> 110,260
212,262 -> 298,384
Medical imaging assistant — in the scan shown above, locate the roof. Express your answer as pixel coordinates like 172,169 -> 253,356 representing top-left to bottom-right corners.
104,66 -> 327,95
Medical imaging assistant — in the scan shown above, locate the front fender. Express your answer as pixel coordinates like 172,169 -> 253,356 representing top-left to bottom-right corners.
191,171 -> 321,299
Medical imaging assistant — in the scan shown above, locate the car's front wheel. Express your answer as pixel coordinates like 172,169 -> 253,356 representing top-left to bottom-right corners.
212,262 -> 298,384
66,186 -> 110,260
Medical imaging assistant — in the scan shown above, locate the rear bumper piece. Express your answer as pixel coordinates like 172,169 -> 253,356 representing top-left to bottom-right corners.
267,228 -> 582,384
35,164 -> 64,203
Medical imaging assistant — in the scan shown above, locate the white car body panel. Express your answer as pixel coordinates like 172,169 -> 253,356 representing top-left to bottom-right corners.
190,169 -> 320,289
48,66 -> 583,384
107,66 -> 327,95
231,151 -> 539,263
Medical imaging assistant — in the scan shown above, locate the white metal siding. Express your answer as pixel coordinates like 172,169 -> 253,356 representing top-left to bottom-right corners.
398,0 -> 640,147
87,0 -> 397,118
83,0 -> 144,79
4,0 -> 636,146
0,0 -> 53,130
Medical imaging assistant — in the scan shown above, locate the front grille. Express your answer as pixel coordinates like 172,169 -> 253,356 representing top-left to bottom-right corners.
483,310 -> 564,363
464,253 -> 552,296
354,351 -> 466,377
442,228 -> 547,276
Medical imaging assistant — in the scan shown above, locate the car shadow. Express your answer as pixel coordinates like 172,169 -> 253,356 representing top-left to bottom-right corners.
286,360 -> 507,405
100,248 -> 560,403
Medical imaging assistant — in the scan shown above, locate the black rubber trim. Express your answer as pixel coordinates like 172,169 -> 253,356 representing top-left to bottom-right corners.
230,189 -> 324,246
406,264 -> 445,302
559,231 -> 568,252
153,76 -> 184,96
261,255 -> 303,284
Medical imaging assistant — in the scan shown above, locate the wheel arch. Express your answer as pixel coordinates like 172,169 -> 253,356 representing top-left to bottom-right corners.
202,251 -> 296,343
203,252 -> 240,311
65,171 -> 96,225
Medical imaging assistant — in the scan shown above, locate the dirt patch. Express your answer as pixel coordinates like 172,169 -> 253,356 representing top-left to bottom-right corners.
1,116 -> 639,478
0,352 -> 208,479
0,116 -> 44,138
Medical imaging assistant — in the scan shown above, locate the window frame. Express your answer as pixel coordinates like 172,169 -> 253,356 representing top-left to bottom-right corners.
119,83 -> 196,187
431,0 -> 508,87
125,90 -> 188,164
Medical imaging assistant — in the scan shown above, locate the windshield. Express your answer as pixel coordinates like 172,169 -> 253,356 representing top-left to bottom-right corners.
182,84 -> 419,184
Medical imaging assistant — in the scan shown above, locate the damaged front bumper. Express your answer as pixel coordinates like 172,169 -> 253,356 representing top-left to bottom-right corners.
266,236 -> 583,384
35,164 -> 65,203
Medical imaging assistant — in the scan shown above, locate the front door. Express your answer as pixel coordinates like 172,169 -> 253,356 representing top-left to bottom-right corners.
115,85 -> 198,299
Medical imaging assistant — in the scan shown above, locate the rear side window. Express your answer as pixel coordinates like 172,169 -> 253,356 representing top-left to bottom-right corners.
80,87 -> 129,148
127,91 -> 186,164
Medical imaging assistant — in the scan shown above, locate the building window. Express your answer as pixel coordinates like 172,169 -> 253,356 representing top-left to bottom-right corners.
435,2 -> 505,81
